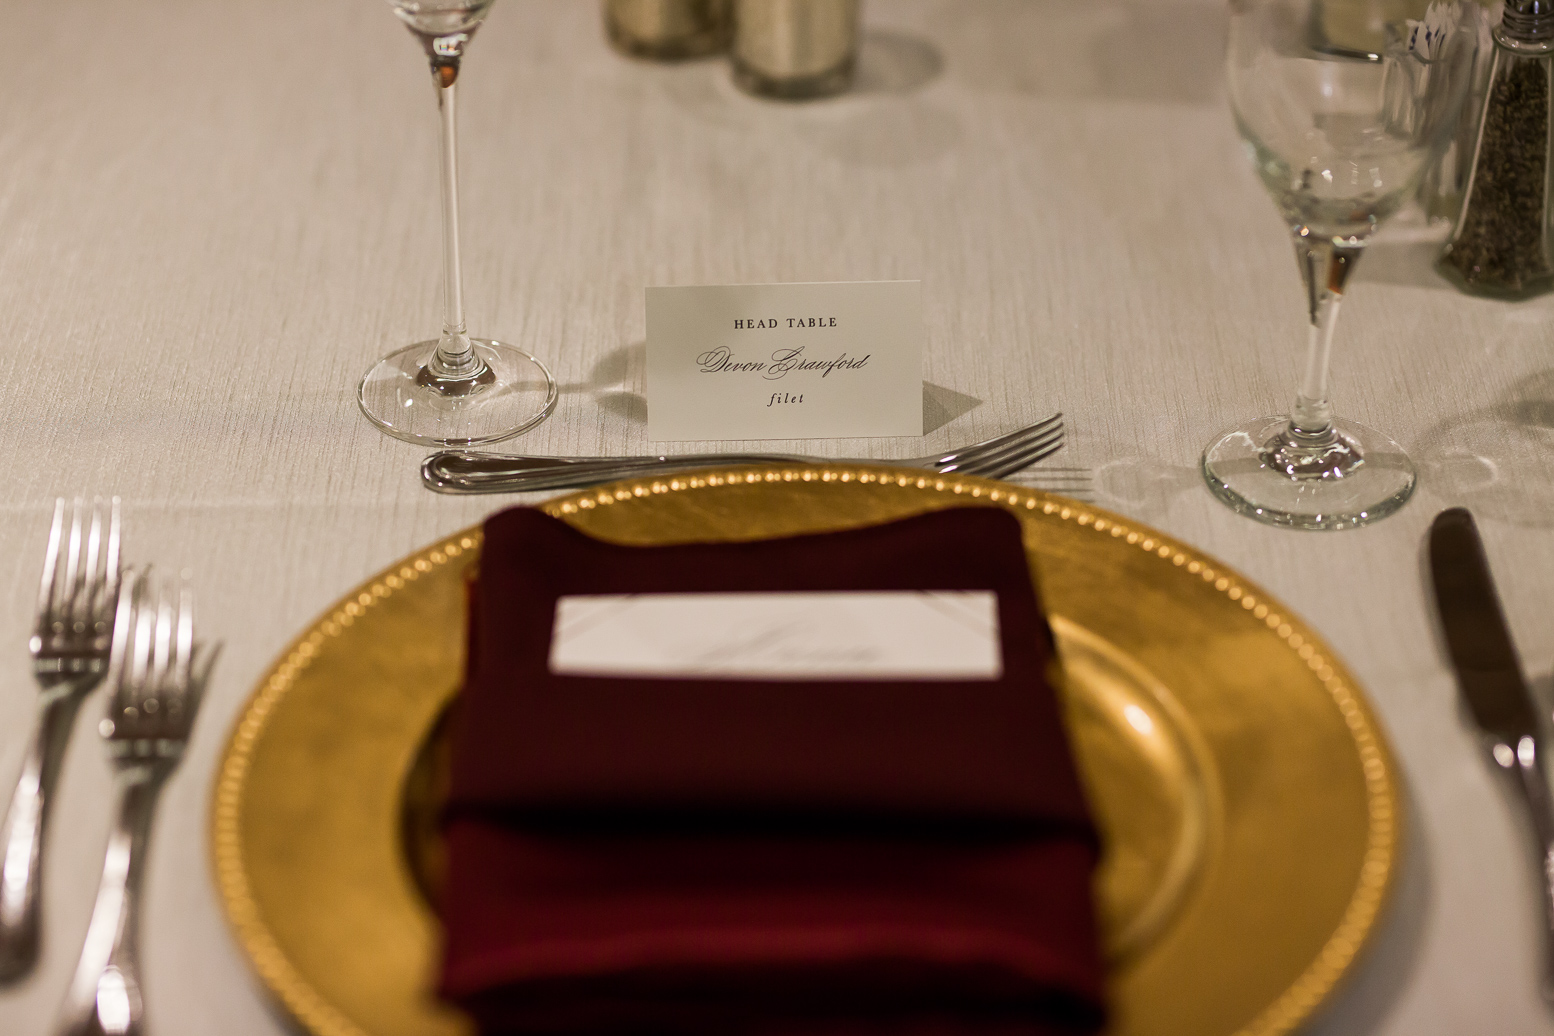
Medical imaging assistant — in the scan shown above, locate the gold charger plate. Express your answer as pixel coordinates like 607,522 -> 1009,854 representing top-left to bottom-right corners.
212,467 -> 1398,1036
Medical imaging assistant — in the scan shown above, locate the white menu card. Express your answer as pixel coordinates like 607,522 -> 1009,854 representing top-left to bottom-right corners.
549,591 -> 1001,681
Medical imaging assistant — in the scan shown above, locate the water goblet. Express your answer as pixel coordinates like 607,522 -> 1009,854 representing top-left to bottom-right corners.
358,0 -> 558,446
1202,0 -> 1476,529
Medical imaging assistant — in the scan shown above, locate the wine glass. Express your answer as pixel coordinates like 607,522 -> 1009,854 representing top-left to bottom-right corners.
358,0 -> 558,446
1202,0 -> 1475,529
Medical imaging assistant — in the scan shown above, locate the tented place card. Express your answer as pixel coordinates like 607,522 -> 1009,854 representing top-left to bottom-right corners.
645,280 -> 924,441
549,591 -> 1002,681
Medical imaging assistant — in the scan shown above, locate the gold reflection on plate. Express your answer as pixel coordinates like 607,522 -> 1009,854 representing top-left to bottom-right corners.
212,467 -> 1399,1036
1056,619 -> 1220,964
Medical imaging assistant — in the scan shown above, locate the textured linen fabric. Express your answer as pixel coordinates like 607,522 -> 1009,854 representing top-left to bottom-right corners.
439,508 -> 1104,1034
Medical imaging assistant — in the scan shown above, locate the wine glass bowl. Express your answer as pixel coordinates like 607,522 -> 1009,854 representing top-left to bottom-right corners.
389,0 -> 495,39
1232,10 -> 1469,223
359,0 -> 558,447
1203,0 -> 1476,529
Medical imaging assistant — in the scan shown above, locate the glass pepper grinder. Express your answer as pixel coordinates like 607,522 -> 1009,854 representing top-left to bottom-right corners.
1437,0 -> 1554,298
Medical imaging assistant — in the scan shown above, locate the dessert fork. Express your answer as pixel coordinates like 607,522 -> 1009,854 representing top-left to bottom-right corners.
421,413 -> 1066,494
57,572 -> 212,1036
0,499 -> 121,981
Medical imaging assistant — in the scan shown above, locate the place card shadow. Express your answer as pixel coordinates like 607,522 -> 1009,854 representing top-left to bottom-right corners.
597,390 -> 649,425
1414,369 -> 1554,528
923,383 -> 981,434
563,340 -> 642,396
566,340 -> 648,425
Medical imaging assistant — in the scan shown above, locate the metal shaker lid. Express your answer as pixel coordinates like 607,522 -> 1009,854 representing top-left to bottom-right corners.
1501,0 -> 1554,44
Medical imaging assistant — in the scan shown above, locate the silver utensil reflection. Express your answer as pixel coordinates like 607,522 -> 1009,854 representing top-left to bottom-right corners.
56,572 -> 214,1036
421,413 -> 1067,494
0,499 -> 121,982
1428,507 -> 1554,1003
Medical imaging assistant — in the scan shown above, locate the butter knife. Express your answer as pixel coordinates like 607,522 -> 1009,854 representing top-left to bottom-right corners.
1429,506 -> 1554,1002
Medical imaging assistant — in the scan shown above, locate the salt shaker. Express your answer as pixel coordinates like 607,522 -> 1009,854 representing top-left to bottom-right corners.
731,0 -> 861,99
1417,0 -> 1498,223
605,0 -> 731,61
1437,0 -> 1554,298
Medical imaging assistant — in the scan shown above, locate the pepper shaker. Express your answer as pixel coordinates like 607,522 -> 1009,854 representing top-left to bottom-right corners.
731,0 -> 861,99
605,0 -> 731,61
1437,0 -> 1554,298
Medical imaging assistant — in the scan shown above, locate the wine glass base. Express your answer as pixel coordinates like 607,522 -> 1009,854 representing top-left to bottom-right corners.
358,338 -> 558,447
1201,416 -> 1416,531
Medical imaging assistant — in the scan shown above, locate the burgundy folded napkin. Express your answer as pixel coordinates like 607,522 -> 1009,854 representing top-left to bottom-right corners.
439,507 -> 1105,1035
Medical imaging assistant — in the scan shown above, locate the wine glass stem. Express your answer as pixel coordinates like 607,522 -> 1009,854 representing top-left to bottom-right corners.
1289,236 -> 1362,441
431,63 -> 478,379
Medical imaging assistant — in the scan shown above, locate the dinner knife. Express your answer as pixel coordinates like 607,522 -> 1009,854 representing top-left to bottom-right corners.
1429,506 -> 1554,1003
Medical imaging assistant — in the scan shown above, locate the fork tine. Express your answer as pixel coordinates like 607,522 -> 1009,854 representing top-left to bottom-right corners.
103,498 -> 122,607
150,584 -> 174,699
71,503 -> 103,636
90,498 -> 123,630
992,427 -> 1068,471
941,421 -> 1064,471
982,441 -> 1065,481
103,570 -> 141,697
950,423 -> 1064,478
34,501 -> 67,639
932,413 -> 1063,467
972,432 -> 1067,480
57,500 -> 84,632
172,583 -> 194,696
104,574 -> 204,743
128,579 -> 156,708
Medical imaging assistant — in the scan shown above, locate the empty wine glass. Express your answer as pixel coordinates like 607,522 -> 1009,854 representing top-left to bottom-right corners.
1202,0 -> 1475,529
358,0 -> 558,446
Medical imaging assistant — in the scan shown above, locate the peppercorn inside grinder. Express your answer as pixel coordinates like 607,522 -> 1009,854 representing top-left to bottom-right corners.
1439,0 -> 1554,299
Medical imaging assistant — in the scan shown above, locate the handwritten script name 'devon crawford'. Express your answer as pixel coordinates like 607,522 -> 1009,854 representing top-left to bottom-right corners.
696,319 -> 871,384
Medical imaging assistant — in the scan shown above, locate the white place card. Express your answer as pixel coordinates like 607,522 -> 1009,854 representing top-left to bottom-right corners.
549,591 -> 1002,681
645,281 -> 924,441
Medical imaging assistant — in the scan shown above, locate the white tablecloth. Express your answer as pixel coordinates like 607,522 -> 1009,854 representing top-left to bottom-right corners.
3,1 -> 1553,1032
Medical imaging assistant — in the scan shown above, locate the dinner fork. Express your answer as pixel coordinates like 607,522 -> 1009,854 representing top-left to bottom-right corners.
421,413 -> 1066,494
57,572 -> 212,1036
0,499 -> 121,981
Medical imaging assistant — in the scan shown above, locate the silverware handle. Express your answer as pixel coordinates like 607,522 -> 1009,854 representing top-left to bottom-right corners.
421,451 -> 818,494
56,764 -> 163,1036
0,688 -> 88,981
1500,735 -> 1554,1004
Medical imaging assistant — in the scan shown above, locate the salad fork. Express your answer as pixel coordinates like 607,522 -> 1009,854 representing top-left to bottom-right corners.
57,571 -> 212,1036
421,413 -> 1067,493
0,499 -> 121,981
